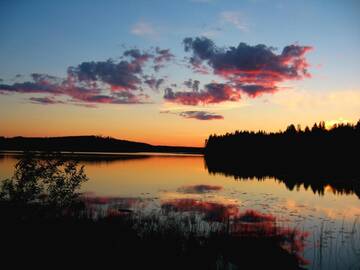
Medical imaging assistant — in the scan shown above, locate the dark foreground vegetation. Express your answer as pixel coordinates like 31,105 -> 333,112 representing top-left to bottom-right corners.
205,120 -> 360,196
0,152 -> 307,269
0,135 -> 203,154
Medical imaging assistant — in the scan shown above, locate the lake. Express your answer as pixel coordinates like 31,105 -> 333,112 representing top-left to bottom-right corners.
1,152 -> 359,270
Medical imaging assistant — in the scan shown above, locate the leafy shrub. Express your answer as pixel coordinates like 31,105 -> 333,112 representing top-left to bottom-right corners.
0,152 -> 88,209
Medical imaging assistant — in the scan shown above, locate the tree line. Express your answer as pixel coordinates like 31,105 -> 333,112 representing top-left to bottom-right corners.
0,135 -> 202,154
205,120 -> 360,179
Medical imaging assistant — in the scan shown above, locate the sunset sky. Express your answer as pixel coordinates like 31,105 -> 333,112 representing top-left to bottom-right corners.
1,0 -> 359,146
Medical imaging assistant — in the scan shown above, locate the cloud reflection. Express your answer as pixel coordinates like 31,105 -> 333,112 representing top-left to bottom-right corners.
177,184 -> 223,194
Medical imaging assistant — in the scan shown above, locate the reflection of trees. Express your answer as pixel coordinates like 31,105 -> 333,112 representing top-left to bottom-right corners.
10,152 -> 152,164
205,156 -> 360,198
205,120 -> 360,198
59,153 -> 152,164
2,152 -> 200,165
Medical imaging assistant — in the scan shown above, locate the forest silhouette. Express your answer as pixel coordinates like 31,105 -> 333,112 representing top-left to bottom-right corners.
205,120 -> 360,197
0,135 -> 202,154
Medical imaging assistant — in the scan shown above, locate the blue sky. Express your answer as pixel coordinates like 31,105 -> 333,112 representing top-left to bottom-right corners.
1,0 -> 359,84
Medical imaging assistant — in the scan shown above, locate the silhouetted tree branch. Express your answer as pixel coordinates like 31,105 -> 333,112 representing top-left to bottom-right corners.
0,152 -> 88,209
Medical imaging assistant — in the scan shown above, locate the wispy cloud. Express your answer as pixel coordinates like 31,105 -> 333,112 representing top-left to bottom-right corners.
29,96 -> 65,105
200,30 -> 219,38
179,111 -> 224,120
220,11 -> 248,31
131,21 -> 156,37
161,110 -> 224,120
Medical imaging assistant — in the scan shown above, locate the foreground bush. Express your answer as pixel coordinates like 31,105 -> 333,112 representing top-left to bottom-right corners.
0,152 -> 88,209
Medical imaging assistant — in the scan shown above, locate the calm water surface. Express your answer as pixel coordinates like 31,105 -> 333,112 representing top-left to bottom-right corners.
1,152 -> 359,270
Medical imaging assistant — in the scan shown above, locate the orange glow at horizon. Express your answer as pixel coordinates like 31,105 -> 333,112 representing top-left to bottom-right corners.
1,89 -> 359,147
0,128 -> 206,147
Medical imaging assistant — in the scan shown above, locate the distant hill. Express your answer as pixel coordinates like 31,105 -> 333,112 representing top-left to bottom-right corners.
0,136 -> 203,154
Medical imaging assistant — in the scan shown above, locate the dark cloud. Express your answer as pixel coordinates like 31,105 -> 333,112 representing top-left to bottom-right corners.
155,47 -> 174,62
239,84 -> 277,97
171,36 -> 313,104
0,81 -> 62,94
183,37 -> 311,80
29,96 -> 64,105
177,184 -> 223,194
1,38 -> 312,108
0,47 -> 175,106
164,83 -> 241,105
80,93 -> 146,104
143,76 -> 165,91
183,79 -> 200,92
184,79 -> 192,89
0,74 -> 148,106
68,48 -> 172,91
31,73 -> 60,83
67,59 -> 143,91
123,48 -> 153,64
153,47 -> 175,71
179,111 -> 224,120
161,109 -> 224,120
155,78 -> 165,90
183,37 -> 216,64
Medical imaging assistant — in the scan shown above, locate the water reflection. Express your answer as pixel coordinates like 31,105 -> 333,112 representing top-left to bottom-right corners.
205,155 -> 360,198
1,152 -> 360,269
162,198 -> 240,222
79,192 -> 309,269
177,184 -> 223,194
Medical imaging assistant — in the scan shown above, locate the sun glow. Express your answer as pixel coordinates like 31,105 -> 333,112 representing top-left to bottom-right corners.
325,118 -> 354,130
